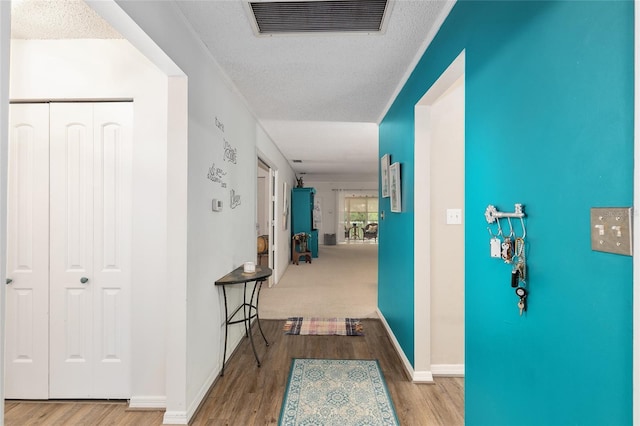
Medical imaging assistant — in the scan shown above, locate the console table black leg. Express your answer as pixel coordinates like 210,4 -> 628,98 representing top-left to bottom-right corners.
243,283 -> 251,338
255,280 -> 269,346
221,286 -> 229,377
246,281 -> 261,367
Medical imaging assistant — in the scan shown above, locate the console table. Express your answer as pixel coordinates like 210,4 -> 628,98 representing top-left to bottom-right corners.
215,266 -> 272,376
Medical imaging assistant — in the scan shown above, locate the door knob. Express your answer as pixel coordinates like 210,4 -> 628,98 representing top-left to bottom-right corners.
6,278 -> 12,285
80,277 -> 89,284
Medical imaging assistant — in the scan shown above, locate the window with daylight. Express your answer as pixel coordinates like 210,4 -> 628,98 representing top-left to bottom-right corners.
344,197 -> 378,230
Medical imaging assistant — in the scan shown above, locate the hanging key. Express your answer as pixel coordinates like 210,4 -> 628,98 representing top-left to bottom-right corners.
515,287 -> 527,315
501,237 -> 514,263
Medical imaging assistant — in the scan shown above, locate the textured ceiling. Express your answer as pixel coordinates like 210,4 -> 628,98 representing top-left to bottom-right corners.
174,0 -> 448,123
10,0 -> 122,39
10,0 -> 452,180
173,0 -> 450,180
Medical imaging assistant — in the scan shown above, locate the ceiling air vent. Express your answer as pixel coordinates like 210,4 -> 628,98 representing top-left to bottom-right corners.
249,0 -> 388,34
292,159 -> 303,163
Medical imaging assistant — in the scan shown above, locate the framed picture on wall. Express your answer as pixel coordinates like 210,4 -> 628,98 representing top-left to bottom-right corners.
389,162 -> 401,213
381,154 -> 390,198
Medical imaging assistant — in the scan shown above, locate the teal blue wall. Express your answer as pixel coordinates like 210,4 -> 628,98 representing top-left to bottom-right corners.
378,1 -> 633,424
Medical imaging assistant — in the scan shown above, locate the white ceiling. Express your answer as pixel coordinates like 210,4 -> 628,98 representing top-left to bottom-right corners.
10,0 -> 452,181
10,0 -> 122,39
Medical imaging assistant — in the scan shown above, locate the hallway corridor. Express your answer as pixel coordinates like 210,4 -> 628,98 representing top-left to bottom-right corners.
260,243 -> 378,319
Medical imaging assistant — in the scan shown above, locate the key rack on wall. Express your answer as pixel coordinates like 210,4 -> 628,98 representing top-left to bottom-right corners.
485,203 -> 529,316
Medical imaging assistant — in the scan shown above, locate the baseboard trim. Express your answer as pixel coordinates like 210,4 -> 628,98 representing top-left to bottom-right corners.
413,370 -> 435,383
160,361 -> 225,425
184,362 -> 221,423
376,308 -> 434,384
174,332 -> 245,424
129,395 -> 167,409
162,411 -> 188,425
431,364 -> 465,377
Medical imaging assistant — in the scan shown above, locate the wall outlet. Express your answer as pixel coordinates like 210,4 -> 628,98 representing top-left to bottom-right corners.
590,207 -> 632,256
212,199 -> 223,212
446,208 -> 463,225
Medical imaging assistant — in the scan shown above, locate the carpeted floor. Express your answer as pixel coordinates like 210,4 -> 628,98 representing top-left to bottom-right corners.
259,243 -> 378,319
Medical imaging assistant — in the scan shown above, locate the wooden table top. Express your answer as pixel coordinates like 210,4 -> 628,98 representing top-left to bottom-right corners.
215,266 -> 273,285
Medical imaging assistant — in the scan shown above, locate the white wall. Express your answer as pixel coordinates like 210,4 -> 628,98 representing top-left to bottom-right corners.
9,39 -> 171,405
164,75 -> 189,418
0,3 -> 11,423
110,1 -> 297,422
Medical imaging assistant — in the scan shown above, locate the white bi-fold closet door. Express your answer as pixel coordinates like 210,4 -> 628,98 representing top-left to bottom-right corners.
5,102 -> 132,399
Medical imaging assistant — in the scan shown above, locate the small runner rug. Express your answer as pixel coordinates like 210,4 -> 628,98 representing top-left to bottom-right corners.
283,317 -> 364,336
279,358 -> 399,426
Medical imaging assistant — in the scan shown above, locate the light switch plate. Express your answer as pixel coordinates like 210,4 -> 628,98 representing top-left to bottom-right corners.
446,208 -> 462,225
590,207 -> 633,256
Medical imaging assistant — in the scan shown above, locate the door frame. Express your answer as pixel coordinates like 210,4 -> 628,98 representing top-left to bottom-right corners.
413,50 -> 465,382
257,153 -> 278,285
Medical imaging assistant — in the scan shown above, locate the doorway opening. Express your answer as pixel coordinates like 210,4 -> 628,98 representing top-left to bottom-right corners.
257,157 -> 276,285
414,50 -> 465,381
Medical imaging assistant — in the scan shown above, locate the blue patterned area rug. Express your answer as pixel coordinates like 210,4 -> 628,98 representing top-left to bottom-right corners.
279,358 -> 399,426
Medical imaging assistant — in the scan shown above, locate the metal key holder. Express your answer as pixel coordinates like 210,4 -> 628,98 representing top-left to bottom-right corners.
485,203 -> 525,225
485,204 -> 529,316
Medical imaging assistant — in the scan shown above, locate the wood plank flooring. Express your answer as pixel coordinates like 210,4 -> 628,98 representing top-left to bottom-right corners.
4,319 -> 463,425
4,399 -> 164,425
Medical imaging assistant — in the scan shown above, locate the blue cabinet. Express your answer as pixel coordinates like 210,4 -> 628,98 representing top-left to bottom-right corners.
291,187 -> 318,258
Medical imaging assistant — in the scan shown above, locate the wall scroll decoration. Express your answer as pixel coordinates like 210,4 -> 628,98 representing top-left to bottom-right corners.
230,189 -> 241,209
207,162 -> 227,188
223,140 -> 237,164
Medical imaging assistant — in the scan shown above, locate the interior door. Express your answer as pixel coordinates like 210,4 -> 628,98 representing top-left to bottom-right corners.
49,102 -> 132,398
5,103 -> 50,399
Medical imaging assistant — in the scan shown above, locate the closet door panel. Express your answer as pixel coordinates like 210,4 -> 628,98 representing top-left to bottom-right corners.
49,103 -> 95,398
5,103 -> 50,399
91,102 -> 132,397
